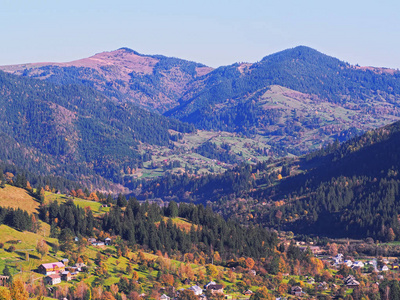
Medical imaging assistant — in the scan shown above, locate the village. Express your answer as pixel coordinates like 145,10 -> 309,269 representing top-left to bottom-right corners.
29,236 -> 400,300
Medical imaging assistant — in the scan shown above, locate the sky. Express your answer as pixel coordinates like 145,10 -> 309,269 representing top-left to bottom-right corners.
1,0 -> 399,69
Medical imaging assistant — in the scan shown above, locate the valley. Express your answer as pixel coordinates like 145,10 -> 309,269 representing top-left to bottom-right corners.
2,46 -> 400,299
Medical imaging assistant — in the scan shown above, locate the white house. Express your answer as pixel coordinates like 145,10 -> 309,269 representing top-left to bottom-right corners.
189,285 -> 203,296
204,281 -> 216,289
160,294 -> 170,300
353,261 -> 364,268
344,260 -> 353,267
45,274 -> 61,285
381,265 -> 389,272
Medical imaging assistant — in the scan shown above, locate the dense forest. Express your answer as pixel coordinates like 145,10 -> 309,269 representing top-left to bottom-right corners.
0,70 -> 194,189
135,120 -> 400,240
39,199 -> 278,259
167,46 -> 400,131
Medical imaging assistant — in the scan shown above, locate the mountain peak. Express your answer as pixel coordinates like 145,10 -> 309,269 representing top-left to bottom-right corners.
261,45 -> 334,62
117,47 -> 143,56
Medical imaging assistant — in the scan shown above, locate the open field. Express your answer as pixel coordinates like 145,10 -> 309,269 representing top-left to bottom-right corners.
0,185 -> 39,214
43,191 -> 109,215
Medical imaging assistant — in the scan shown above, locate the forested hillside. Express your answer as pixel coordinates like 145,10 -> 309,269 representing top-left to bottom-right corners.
166,46 -> 400,154
137,120 -> 400,240
4,46 -> 400,155
0,70 -> 194,190
169,46 -> 400,124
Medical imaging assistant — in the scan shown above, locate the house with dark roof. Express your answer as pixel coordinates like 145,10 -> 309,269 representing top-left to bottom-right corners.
206,284 -> 224,295
61,271 -> 71,281
291,286 -> 303,297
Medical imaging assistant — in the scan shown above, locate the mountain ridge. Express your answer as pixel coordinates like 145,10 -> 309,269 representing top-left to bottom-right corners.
0,48 -> 213,112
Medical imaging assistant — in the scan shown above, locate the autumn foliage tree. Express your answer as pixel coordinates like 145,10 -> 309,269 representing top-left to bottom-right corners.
10,278 -> 29,300
250,286 -> 274,300
245,257 -> 255,269
0,288 -> 11,300
36,239 -> 49,260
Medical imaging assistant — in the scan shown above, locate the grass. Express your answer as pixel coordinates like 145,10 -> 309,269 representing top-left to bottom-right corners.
0,224 -> 61,280
43,191 -> 109,215
0,224 -> 57,251
73,199 -> 110,214
0,185 -> 40,214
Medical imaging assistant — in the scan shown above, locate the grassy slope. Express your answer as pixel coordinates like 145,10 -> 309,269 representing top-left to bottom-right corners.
44,191 -> 110,215
0,185 -> 39,215
133,130 -> 271,179
0,189 -> 314,298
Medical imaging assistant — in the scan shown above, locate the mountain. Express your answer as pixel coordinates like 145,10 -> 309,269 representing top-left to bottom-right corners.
166,46 -> 400,153
0,48 -> 213,112
3,46 -> 400,155
0,70 -> 194,191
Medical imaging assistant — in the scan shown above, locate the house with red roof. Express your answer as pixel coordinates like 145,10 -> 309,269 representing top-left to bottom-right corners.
38,262 -> 65,275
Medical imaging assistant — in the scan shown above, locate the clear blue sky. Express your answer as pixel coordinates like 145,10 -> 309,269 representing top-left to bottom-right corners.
1,0 -> 399,68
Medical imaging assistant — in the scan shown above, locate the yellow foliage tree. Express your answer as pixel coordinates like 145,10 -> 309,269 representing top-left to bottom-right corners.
0,288 -> 11,300
206,264 -> 218,278
10,278 -> 29,300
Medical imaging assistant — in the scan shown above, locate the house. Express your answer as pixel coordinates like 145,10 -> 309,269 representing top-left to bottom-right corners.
381,265 -> 389,272
291,286 -> 302,296
38,262 -> 65,275
318,282 -> 328,290
88,238 -> 96,243
105,238 -> 112,245
188,285 -> 203,296
60,258 -> 69,266
344,260 -> 353,267
92,242 -> 105,246
182,278 -> 191,285
345,277 -> 360,287
307,277 -> 315,284
248,270 -> 256,276
160,294 -> 170,300
243,290 -> 253,295
334,253 -> 344,261
206,284 -> 224,295
204,281 -> 216,289
392,263 -> 399,269
344,275 -> 355,284
45,274 -> 61,285
61,271 -> 71,281
75,262 -> 86,269
353,261 -> 364,268
0,275 -> 9,285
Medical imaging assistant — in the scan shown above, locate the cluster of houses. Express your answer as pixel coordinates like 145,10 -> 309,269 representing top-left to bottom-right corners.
38,259 -> 87,285
331,253 -> 391,272
175,281 -> 224,299
87,237 -> 111,247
